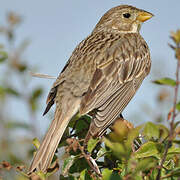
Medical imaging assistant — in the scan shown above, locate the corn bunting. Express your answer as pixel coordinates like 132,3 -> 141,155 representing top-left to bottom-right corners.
29,5 -> 153,173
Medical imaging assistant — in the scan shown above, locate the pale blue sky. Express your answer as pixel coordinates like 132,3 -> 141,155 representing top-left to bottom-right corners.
0,0 -> 179,135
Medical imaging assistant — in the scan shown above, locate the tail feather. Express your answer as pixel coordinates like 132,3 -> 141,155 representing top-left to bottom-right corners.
29,99 -> 81,173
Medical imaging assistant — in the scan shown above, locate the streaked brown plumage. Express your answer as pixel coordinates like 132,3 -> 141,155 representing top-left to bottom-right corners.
29,5 -> 153,173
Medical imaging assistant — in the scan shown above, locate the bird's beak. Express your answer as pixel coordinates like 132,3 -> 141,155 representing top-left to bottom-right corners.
137,11 -> 154,22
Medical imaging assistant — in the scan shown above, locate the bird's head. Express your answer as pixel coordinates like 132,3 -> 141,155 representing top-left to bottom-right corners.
93,5 -> 153,33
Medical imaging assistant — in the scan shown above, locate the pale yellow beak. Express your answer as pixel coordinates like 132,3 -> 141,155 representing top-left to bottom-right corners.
137,11 -> 154,22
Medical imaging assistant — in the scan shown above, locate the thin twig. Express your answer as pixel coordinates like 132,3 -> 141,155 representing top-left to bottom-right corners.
156,53 -> 180,180
30,71 -> 56,79
76,140 -> 101,177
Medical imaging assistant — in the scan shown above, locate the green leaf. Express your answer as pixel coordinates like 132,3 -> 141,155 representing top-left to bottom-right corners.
0,51 -> 8,63
0,86 -> 6,99
176,101 -> 180,111
68,113 -> 81,128
109,172 -> 122,180
59,175 -> 77,180
174,121 -> 180,129
0,86 -> 19,97
126,125 -> 143,147
103,138 -> 130,159
161,167 -> 180,178
153,77 -> 176,86
5,87 -> 20,96
143,122 -> 159,140
29,98 -> 37,112
72,115 -> 91,139
134,141 -> 159,159
32,138 -> 40,149
102,169 -> 122,180
156,124 -> 169,139
97,147 -> 108,159
170,167 -> 180,177
62,155 -> 76,176
9,153 -> 23,164
87,138 -> 99,153
69,158 -> 89,174
29,87 -> 43,112
131,175 -> 142,180
17,63 -> 27,72
5,121 -> 29,130
36,171 -> 46,180
134,157 -> 157,174
32,88 -> 43,99
168,146 -> 180,155
102,169 -> 113,180
80,169 -> 92,180
163,159 -> 175,170
0,86 -> 5,93
173,140 -> 180,145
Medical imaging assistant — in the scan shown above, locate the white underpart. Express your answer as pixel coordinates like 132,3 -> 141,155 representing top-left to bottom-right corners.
112,21 -> 141,33
130,22 -> 141,33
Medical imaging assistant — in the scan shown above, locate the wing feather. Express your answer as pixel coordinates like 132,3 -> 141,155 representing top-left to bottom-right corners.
80,34 -> 150,136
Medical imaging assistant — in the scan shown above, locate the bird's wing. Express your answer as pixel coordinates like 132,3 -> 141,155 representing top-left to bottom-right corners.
43,60 -> 70,116
80,35 -> 150,135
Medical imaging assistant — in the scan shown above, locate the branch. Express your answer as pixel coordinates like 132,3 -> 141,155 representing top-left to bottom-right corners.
156,48 -> 180,180
77,141 -> 101,177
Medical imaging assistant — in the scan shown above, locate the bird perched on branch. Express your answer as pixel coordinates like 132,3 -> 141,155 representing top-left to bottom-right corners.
29,5 -> 153,173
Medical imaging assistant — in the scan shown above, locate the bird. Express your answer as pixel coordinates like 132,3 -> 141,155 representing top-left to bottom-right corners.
29,5 -> 153,173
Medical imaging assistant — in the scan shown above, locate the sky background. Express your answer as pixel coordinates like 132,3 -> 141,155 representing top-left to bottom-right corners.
0,0 -> 179,136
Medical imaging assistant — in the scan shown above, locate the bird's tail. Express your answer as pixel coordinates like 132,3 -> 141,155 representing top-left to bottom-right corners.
29,99 -> 80,173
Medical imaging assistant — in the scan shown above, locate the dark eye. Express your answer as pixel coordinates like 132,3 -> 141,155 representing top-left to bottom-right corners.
123,13 -> 131,18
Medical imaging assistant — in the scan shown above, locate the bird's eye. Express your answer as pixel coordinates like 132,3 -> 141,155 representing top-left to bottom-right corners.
123,13 -> 131,18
